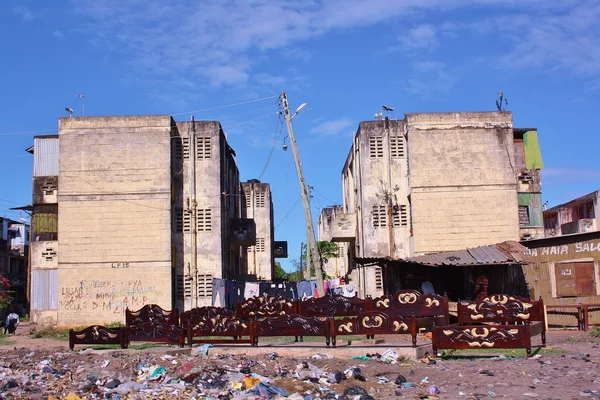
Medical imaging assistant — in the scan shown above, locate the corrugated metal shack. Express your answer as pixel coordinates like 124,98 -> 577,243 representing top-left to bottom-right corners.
355,241 -> 530,302
521,231 -> 600,327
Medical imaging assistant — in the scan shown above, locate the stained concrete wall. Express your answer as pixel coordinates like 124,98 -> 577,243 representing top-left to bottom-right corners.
241,182 -> 273,280
405,112 -> 519,254
57,116 -> 173,326
342,119 -> 410,261
173,121 -> 241,310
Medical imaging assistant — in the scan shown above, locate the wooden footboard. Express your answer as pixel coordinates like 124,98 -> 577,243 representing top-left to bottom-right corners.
255,314 -> 331,347
125,304 -> 183,346
432,323 -> 540,356
332,311 -> 416,348
186,314 -> 254,346
69,325 -> 126,350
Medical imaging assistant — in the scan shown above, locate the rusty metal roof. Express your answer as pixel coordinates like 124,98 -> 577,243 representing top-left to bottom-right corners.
354,241 -> 528,267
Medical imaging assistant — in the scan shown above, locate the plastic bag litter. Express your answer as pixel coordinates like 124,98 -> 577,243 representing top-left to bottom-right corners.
344,385 -> 369,397
427,385 -> 440,395
191,343 -> 212,356
247,382 -> 290,398
111,381 -> 145,395
147,366 -> 167,381
312,353 -> 332,359
381,349 -> 399,364
242,375 -> 261,389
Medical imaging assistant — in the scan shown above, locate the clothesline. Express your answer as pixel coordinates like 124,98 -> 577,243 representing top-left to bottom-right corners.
210,278 -> 356,309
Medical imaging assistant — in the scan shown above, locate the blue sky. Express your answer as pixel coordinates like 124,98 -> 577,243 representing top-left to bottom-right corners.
1,0 -> 599,272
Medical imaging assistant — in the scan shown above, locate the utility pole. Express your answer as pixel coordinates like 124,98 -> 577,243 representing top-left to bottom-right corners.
280,92 -> 325,297
299,242 -> 304,277
190,116 -> 198,308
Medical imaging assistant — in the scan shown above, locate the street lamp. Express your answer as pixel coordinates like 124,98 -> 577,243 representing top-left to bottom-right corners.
280,93 -> 325,297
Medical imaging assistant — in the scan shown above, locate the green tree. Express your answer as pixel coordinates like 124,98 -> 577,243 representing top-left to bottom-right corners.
301,241 -> 340,262
274,262 -> 287,279
300,241 -> 340,279
0,274 -> 12,309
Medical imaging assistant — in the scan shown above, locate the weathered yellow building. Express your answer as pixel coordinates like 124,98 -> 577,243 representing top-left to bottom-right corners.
28,116 -> 278,327
320,111 -> 544,297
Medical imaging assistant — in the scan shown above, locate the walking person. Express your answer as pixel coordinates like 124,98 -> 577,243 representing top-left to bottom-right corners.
4,311 -> 20,335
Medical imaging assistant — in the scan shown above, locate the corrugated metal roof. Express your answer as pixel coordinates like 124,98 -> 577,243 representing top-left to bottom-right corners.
354,241 -> 529,267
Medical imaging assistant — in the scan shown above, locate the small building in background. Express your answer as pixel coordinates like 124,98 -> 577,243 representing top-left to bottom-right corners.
357,241 -> 530,302
0,217 -> 29,316
543,190 -> 599,237
240,180 -> 274,281
521,231 -> 600,327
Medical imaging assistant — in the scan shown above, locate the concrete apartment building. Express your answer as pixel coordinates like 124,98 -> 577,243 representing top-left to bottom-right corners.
319,112 -> 544,297
543,190 -> 599,237
0,217 -> 29,317
241,180 -> 274,281
28,116 -> 275,327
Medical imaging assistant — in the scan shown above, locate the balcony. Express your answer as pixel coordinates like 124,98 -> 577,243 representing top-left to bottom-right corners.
544,228 -> 560,238
8,244 -> 25,257
321,211 -> 356,242
561,219 -> 597,235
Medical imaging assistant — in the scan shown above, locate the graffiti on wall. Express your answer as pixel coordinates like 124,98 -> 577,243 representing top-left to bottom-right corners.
528,241 -> 600,257
59,279 -> 158,314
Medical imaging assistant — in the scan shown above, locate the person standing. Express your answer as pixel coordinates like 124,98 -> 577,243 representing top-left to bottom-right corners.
4,312 -> 19,335
475,274 -> 489,299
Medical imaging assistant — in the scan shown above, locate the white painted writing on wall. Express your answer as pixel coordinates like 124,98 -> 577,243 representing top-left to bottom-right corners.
528,241 -> 600,257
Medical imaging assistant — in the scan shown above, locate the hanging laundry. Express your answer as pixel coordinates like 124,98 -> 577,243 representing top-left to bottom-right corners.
296,280 -> 312,299
211,278 -> 226,307
244,282 -> 260,299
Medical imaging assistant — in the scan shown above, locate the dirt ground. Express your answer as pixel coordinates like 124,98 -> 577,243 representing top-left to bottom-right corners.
1,324 -> 600,399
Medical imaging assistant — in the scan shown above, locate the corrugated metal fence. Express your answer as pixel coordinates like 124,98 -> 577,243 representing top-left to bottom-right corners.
31,269 -> 58,310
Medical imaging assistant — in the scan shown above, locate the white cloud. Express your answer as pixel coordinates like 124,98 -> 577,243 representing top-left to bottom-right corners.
394,24 -> 438,51
14,7 -> 33,21
68,0 -> 510,89
405,60 -> 460,98
68,0 -> 598,96
310,118 -> 354,136
281,48 -> 312,62
53,30 -> 64,39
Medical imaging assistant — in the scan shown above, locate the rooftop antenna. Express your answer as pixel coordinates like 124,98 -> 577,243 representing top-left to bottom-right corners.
496,91 -> 508,111
382,104 -> 396,119
74,93 -> 85,116
374,112 -> 383,121
65,107 -> 73,117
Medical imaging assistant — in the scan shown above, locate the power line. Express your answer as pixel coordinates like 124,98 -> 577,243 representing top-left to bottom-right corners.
0,112 -> 279,159
311,186 -> 339,206
257,111 -> 284,180
172,94 -> 280,116
0,94 -> 280,138
0,198 -> 28,205
275,196 -> 301,228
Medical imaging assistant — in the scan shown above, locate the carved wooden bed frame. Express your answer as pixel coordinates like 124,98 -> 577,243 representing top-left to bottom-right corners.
68,325 -> 127,350
125,304 -> 183,347
180,306 -> 254,346
67,290 -> 450,349
432,295 -> 546,357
